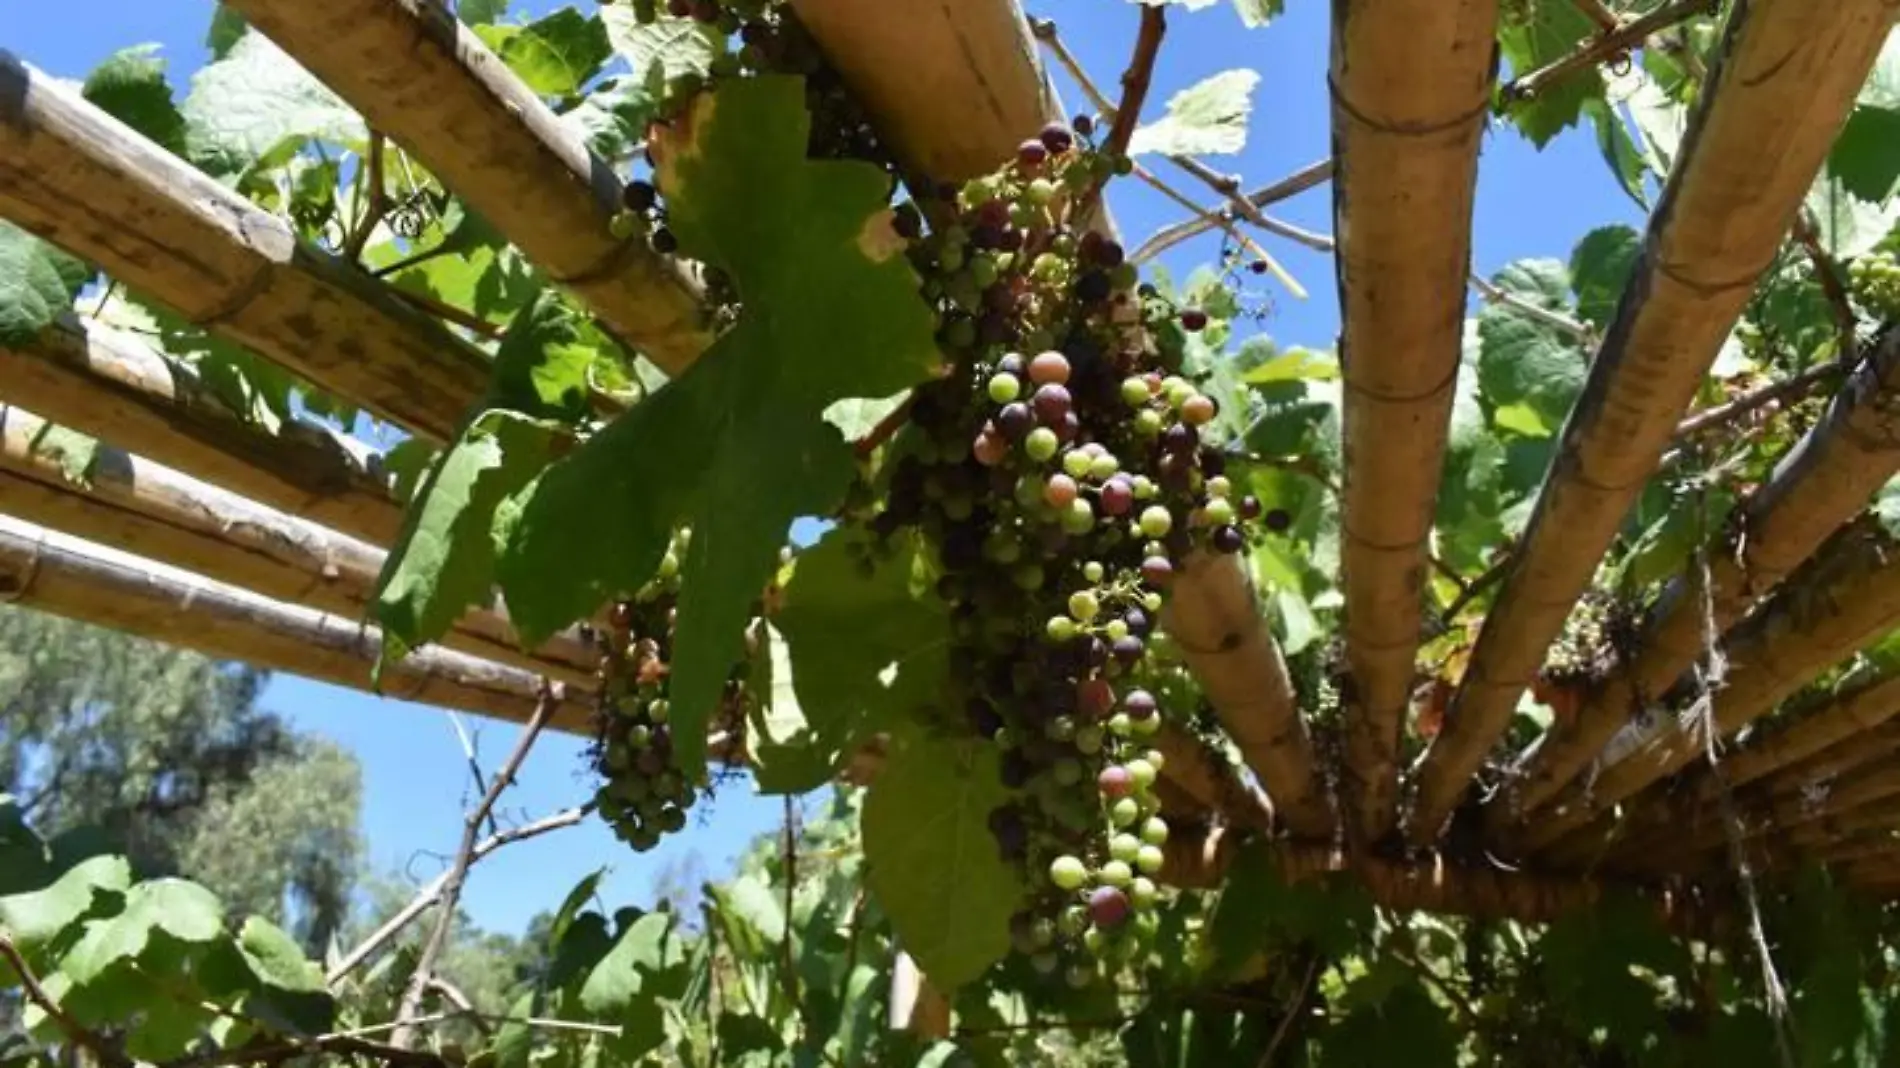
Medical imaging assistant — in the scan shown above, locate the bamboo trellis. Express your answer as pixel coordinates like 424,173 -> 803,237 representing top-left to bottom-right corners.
0,0 -> 1897,924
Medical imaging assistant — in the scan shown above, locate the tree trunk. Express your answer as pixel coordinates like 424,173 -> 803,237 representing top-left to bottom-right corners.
0,54 -> 487,444
1404,0 -> 1898,846
1493,327 -> 1900,828
222,0 -> 711,375
1332,0 -> 1497,846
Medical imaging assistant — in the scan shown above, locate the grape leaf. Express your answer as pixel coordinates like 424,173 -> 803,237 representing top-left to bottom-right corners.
1807,174 -> 1900,260
1830,106 -> 1900,204
0,223 -> 89,346
1233,0 -> 1285,27
1318,977 -> 1458,1066
461,0 -> 508,26
206,5 -> 248,58
491,292 -> 598,423
565,78 -> 661,160
477,8 -> 612,99
497,76 -> 941,775
600,8 -> 722,98
1475,259 -> 1587,437
0,856 -> 130,955
1130,69 -> 1260,157
1537,894 -> 1690,1053
861,728 -> 1024,989
0,797 -> 52,897
578,911 -> 679,1059
61,879 -> 224,985
374,411 -> 556,656
1584,97 -> 1648,210
182,30 -> 367,176
1498,2 -> 1601,146
82,45 -> 187,155
1568,224 -> 1639,330
26,423 -> 99,487
767,528 -> 949,793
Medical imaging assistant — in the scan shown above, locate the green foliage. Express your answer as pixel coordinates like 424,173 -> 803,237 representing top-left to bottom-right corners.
497,76 -> 941,775
1129,69 -> 1260,157
81,45 -> 187,155
181,29 -> 367,176
862,732 -> 1024,989
1496,1 -> 1600,146
1475,259 -> 1588,437
0,222 -> 88,346
477,8 -> 614,99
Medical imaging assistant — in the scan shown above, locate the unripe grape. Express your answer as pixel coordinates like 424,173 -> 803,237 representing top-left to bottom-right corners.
987,372 -> 1021,404
1129,712 -> 1160,737
1099,860 -> 1134,888
1110,796 -> 1141,827
1130,876 -> 1159,909
1083,561 -> 1105,583
1059,906 -> 1089,937
1031,951 -> 1060,975
1144,748 -> 1166,771
1053,759 -> 1083,786
1047,615 -> 1078,642
1075,725 -> 1105,755
1109,712 -> 1134,737
1069,590 -> 1101,621
1025,427 -> 1059,461
1109,833 -> 1142,864
1062,498 -> 1096,534
1049,854 -> 1088,890
1089,453 -> 1120,481
1121,376 -> 1152,405
1104,618 -> 1128,640
1207,475 -> 1233,499
1135,844 -> 1165,874
1141,816 -> 1170,846
1063,450 -> 1094,479
1203,497 -> 1237,527
1139,506 -> 1174,538
1066,963 -> 1095,989
1125,758 -> 1157,791
1135,409 -> 1163,436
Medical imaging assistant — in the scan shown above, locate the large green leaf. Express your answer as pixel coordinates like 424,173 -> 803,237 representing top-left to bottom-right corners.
0,855 -> 130,954
861,729 -> 1024,989
374,411 -> 556,656
1129,69 -> 1260,157
1317,976 -> 1458,1066
600,8 -> 722,96
1568,224 -> 1639,330
578,911 -> 680,1059
0,223 -> 89,346
1498,1 -> 1601,146
182,30 -> 367,175
1830,106 -> 1900,204
490,292 -> 598,423
497,76 -> 941,774
766,529 -> 949,793
61,879 -> 224,985
1537,894 -> 1690,1053
478,8 -> 612,99
0,797 -> 52,897
82,45 -> 187,155
1475,259 -> 1587,436
1232,0 -> 1285,27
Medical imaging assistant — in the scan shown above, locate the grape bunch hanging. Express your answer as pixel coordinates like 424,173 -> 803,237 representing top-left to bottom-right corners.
872,119 -> 1262,984
591,531 -> 699,853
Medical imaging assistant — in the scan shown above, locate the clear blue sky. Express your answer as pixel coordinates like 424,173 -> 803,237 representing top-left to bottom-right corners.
1,0 -> 1640,934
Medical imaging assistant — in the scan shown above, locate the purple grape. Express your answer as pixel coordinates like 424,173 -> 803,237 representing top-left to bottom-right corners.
1098,766 -> 1133,797
1212,525 -> 1246,554
1123,607 -> 1151,635
1241,495 -> 1264,521
977,199 -> 1011,228
1017,138 -> 1049,167
1033,383 -> 1072,426
1057,411 -> 1081,442
997,352 -> 1026,377
1124,689 -> 1158,720
1089,886 -> 1130,928
1073,113 -> 1096,137
1162,423 -> 1198,455
1101,477 -> 1134,516
1141,556 -> 1174,586
1040,122 -> 1076,154
1074,271 -> 1111,304
1000,749 -> 1033,788
1265,507 -> 1292,532
1112,635 -> 1145,665
997,402 -> 1035,441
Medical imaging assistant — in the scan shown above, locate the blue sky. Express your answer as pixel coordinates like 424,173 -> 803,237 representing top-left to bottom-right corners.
1,0 -> 1640,934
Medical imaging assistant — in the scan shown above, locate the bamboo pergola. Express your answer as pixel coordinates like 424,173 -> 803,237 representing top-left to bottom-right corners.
3,0 -> 1900,924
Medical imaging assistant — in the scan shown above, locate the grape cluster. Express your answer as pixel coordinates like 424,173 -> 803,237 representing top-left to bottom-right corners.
1850,251 -> 1900,321
591,532 -> 699,852
1540,590 -> 1612,687
868,120 -> 1260,983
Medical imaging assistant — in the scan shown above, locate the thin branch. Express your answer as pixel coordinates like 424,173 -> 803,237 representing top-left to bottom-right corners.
370,240 -> 463,279
328,804 -> 591,985
1131,163 -> 1308,298
343,132 -> 390,263
1255,956 -> 1321,1068
1083,3 -> 1167,222
0,933 -> 131,1068
1672,361 -> 1844,441
1793,210 -> 1860,362
1572,0 -> 1621,32
779,796 -> 800,1016
1505,0 -> 1719,103
853,394 -> 916,459
1468,272 -> 1597,344
392,680 -> 564,1048
443,711 -> 499,838
1131,159 -> 1335,262
387,287 -> 506,340
1163,153 -> 1333,257
1441,552 -> 1515,625
1028,18 -> 1116,118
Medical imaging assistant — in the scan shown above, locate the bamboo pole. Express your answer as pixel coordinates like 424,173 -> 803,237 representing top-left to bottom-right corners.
0,317 -> 402,546
221,0 -> 711,375
1149,720 -> 1277,833
1494,328 -> 1900,828
1403,0 -> 1899,846
1517,522 -> 1900,852
1162,552 -> 1331,837
1159,825 -> 1715,930
787,0 -> 1057,183
0,518 -> 594,732
0,406 -> 596,685
1332,0 -> 1497,846
0,53 -> 488,444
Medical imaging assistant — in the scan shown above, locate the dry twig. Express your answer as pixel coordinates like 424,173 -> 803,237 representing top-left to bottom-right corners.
1505,0 -> 1719,103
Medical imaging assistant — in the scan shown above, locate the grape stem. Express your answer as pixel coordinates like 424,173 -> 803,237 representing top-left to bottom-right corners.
1792,209 -> 1860,363
853,393 -> 915,458
0,933 -> 131,1068
1503,0 -> 1719,103
1081,4 -> 1167,224
342,132 -> 389,263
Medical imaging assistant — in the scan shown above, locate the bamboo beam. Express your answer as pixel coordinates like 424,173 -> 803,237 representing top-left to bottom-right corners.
0,406 -> 596,686
0,519 -> 594,731
1149,720 -> 1276,833
1332,0 -> 1497,846
1590,670 -> 1900,858
1494,329 -> 1900,827
1404,0 -> 1898,845
0,317 -> 402,546
1517,522 -> 1900,852
221,0 -> 711,375
1162,552 -> 1332,837
0,53 -> 488,444
787,0 -> 1057,183
1160,825 -> 1715,930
